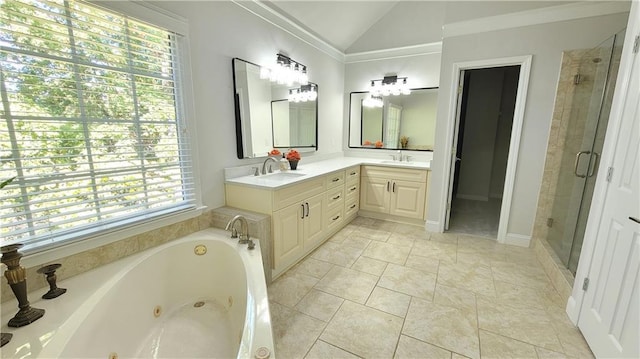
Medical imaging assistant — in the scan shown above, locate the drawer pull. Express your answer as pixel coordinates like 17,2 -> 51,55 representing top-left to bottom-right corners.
332,178 -> 340,182
350,171 -> 357,175
332,195 -> 341,200
332,215 -> 340,221
349,186 -> 357,192
349,204 -> 356,209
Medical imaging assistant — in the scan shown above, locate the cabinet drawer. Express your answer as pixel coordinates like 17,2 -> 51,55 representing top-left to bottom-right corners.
326,171 -> 345,189
345,166 -> 360,182
361,166 -> 427,182
273,177 -> 325,210
326,187 -> 344,209
345,197 -> 359,218
326,207 -> 344,232
345,181 -> 359,200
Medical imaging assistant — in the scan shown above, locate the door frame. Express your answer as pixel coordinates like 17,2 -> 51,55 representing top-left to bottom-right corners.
440,55 -> 532,244
567,4 -> 639,325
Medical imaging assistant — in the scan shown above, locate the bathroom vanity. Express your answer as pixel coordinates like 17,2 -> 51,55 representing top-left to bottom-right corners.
224,158 -> 429,278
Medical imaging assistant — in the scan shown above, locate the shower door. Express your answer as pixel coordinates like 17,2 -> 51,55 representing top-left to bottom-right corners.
547,31 -> 624,275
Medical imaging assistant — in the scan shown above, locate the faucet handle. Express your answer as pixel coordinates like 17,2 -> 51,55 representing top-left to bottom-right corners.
252,167 -> 259,176
268,164 -> 273,174
389,154 -> 396,161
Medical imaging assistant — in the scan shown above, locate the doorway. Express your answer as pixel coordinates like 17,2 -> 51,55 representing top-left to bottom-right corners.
447,66 -> 520,238
441,55 -> 532,244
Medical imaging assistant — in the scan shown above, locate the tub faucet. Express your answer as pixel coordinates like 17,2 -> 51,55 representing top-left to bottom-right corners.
225,215 -> 251,245
261,157 -> 278,175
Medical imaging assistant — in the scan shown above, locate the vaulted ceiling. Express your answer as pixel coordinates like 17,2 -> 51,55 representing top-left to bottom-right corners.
262,1 -> 575,54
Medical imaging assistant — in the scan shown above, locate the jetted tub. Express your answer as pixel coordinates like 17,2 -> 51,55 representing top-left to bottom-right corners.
33,228 -> 274,358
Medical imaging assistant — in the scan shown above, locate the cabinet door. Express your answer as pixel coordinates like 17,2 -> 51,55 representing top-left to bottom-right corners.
389,180 -> 426,219
360,176 -> 391,213
273,203 -> 305,271
304,193 -> 325,249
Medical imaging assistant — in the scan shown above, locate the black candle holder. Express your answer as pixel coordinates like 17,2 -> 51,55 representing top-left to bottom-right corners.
1,244 -> 45,327
37,263 -> 66,299
1,332 -> 12,347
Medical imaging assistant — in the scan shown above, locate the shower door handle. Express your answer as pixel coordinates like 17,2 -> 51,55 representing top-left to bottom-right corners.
587,152 -> 599,177
574,151 -> 591,178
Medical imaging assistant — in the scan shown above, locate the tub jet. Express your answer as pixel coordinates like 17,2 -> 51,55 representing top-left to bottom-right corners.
194,301 -> 205,308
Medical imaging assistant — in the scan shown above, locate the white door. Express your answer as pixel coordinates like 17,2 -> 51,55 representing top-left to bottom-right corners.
577,31 -> 639,358
444,72 -> 466,230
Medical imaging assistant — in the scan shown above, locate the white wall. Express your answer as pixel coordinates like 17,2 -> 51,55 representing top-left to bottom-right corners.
428,12 -> 629,239
146,1 -> 345,209
343,53 -> 441,161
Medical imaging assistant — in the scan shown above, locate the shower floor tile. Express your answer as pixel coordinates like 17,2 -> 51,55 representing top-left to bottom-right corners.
267,217 -> 595,359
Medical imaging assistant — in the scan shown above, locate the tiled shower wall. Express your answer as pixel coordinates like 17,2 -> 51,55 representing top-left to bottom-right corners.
1,207 -> 271,303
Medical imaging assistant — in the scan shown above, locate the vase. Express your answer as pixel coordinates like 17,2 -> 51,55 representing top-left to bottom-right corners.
288,160 -> 299,170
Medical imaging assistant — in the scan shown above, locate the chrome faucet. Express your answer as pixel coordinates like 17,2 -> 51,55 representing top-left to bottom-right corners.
225,215 -> 254,249
261,157 -> 278,175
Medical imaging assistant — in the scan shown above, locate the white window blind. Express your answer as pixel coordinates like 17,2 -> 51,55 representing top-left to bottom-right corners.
0,0 -> 196,248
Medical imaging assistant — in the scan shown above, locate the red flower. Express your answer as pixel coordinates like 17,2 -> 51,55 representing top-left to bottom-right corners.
286,149 -> 301,161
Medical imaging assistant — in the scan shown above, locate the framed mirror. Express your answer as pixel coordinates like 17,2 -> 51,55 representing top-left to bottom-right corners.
232,58 -> 318,159
348,88 -> 438,151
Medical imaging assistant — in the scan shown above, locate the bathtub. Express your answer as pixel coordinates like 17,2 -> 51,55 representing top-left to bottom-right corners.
30,228 -> 274,358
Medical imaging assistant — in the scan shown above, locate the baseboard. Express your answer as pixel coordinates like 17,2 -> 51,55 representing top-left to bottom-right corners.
357,210 -> 427,227
425,220 -> 440,233
504,232 -> 531,247
456,194 -> 489,201
565,295 -> 580,325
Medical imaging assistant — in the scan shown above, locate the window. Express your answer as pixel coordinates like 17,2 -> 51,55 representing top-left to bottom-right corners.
0,0 -> 196,249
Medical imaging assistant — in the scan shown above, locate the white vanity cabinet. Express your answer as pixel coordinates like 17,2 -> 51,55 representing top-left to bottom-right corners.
359,166 -> 429,222
225,169 -> 355,278
344,166 -> 360,221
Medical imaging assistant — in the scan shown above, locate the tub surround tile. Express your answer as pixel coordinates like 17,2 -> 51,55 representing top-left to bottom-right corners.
320,301 -> 403,358
379,263 -> 437,300
270,301 -> 326,359
365,286 -> 411,318
395,335 -> 453,359
479,330 -> 538,359
314,266 -> 378,304
294,289 -> 344,322
305,340 -> 360,359
403,297 -> 480,359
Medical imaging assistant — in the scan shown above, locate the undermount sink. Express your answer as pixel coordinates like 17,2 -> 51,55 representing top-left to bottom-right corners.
381,160 -> 413,165
263,172 -> 306,180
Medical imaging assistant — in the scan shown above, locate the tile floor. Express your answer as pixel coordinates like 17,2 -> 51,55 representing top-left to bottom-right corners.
267,217 -> 594,359
448,198 -> 502,238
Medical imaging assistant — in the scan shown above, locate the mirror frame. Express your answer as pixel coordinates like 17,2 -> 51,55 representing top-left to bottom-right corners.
348,87 -> 438,151
232,57 -> 319,159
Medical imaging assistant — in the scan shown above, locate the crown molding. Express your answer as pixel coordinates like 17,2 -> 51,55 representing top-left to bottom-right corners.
344,42 -> 443,64
443,1 -> 631,38
231,0 -> 344,62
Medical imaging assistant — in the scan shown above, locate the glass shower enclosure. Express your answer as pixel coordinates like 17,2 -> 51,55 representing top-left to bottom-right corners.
547,29 -> 625,275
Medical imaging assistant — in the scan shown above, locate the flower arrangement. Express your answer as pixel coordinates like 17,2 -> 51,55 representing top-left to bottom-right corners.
400,136 -> 409,149
375,140 -> 383,148
268,148 -> 281,156
363,140 -> 371,146
285,149 -> 301,161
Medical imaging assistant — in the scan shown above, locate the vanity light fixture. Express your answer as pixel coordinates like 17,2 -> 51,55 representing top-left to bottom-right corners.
362,94 -> 383,108
288,84 -> 317,103
260,53 -> 308,86
369,75 -> 411,97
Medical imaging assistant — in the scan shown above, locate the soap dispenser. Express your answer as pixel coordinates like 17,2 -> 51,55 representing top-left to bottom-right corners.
279,154 -> 289,171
